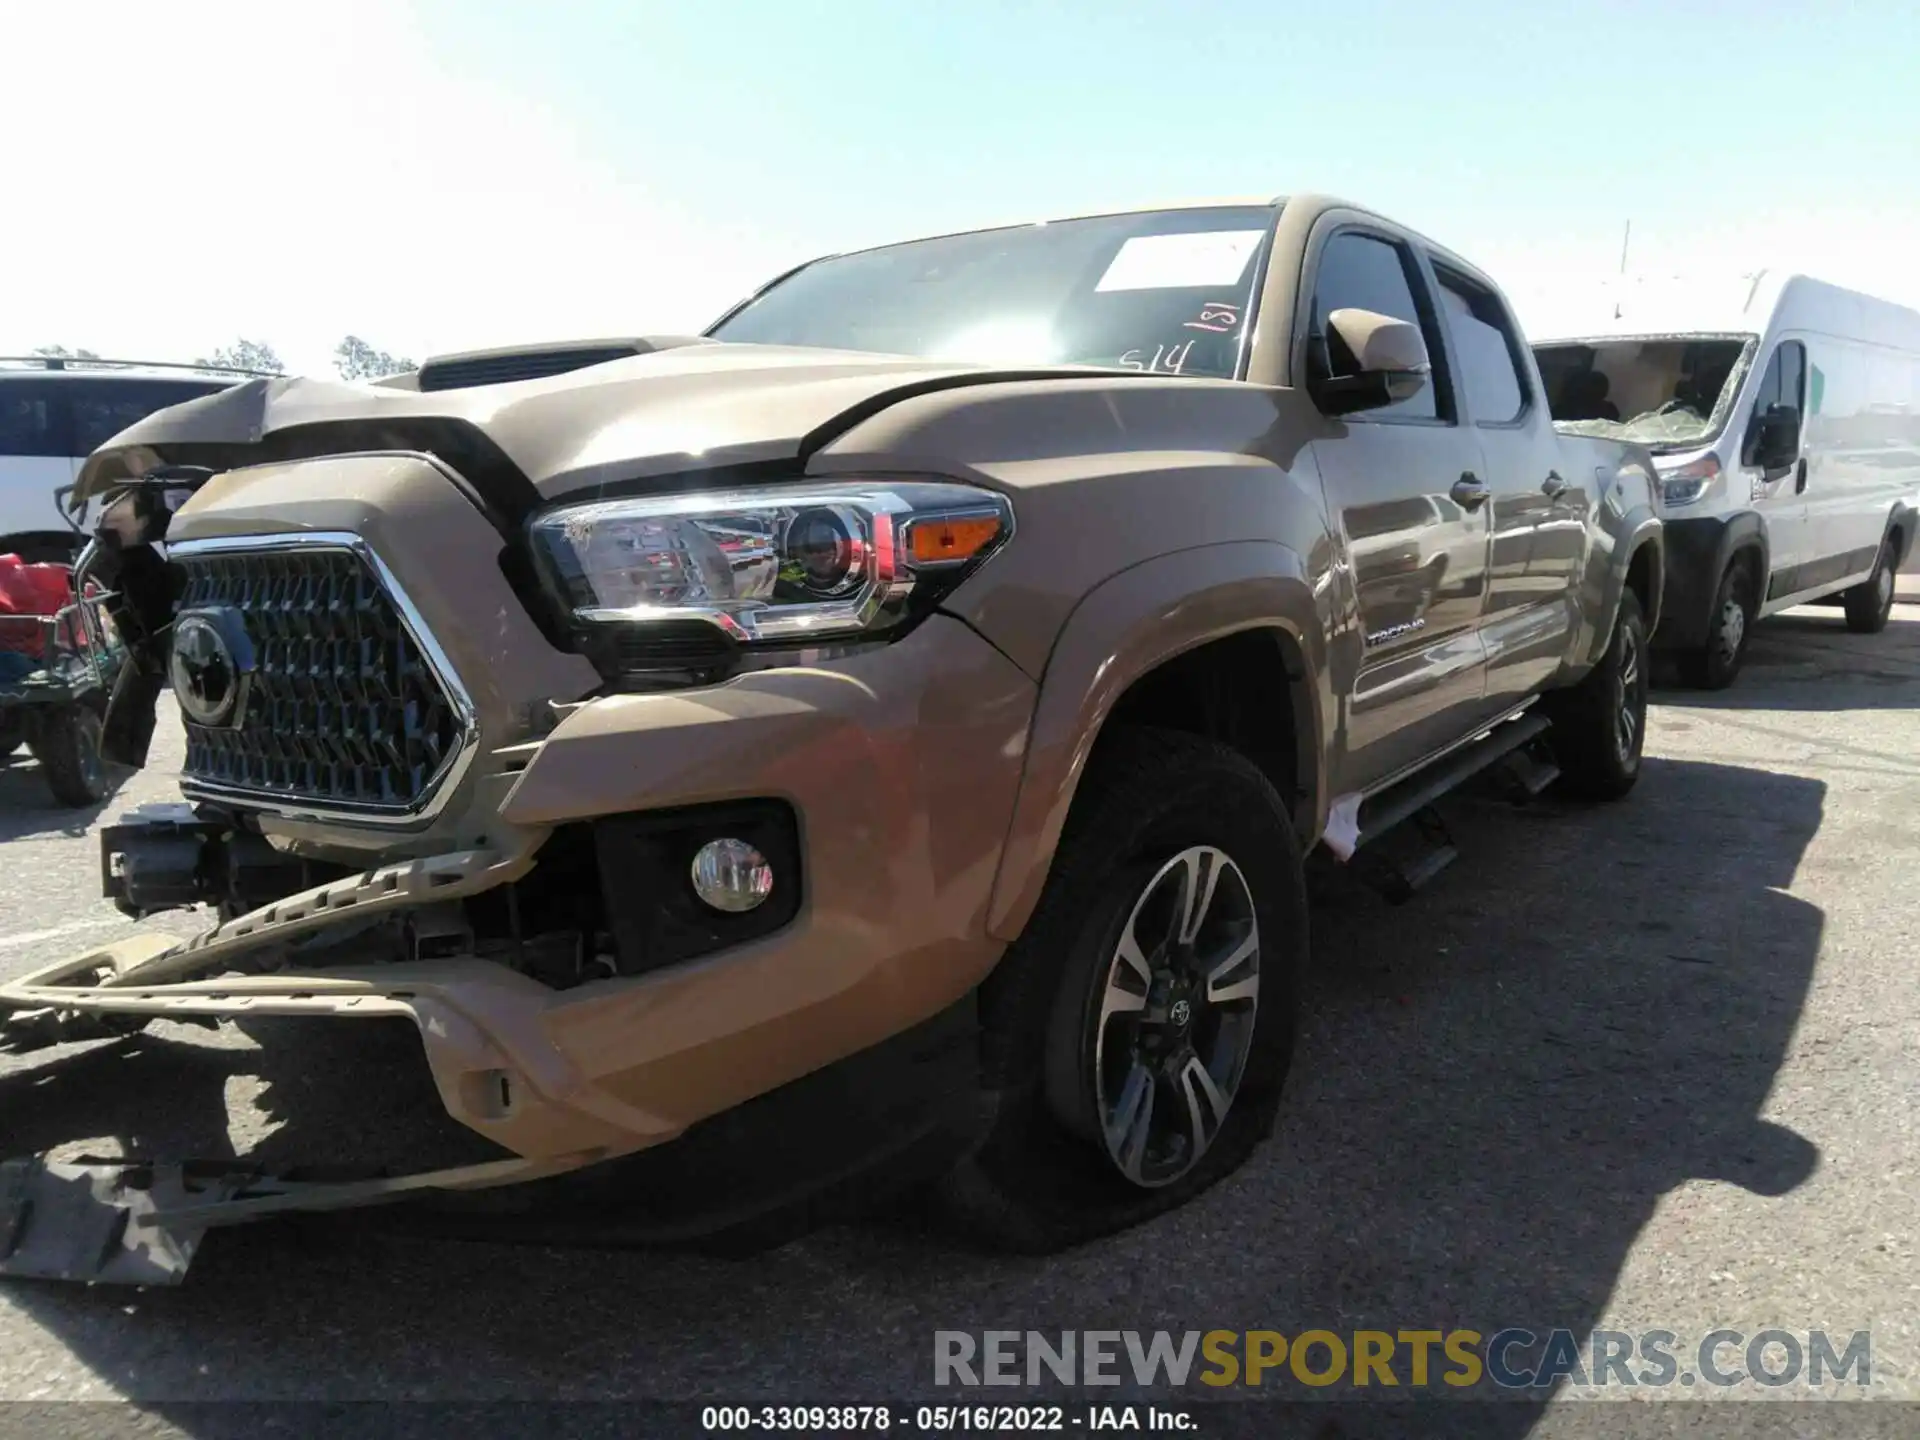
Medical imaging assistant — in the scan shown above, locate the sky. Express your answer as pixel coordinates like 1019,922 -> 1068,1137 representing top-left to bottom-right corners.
5,0 -> 1919,376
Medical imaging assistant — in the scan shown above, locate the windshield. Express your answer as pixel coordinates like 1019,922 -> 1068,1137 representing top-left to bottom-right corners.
708,205 -> 1280,380
1534,335 -> 1755,452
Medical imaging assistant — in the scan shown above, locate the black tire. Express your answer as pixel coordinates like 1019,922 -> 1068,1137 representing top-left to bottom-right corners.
939,726 -> 1307,1253
1675,558 -> 1755,690
29,706 -> 113,807
0,714 -> 22,758
1842,537 -> 1898,635
1544,588 -> 1649,802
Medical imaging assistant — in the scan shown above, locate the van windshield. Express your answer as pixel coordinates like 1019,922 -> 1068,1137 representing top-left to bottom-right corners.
708,205 -> 1280,380
1533,335 -> 1753,452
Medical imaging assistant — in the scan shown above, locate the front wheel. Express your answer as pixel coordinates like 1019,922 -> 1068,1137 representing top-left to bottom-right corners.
1675,559 -> 1753,690
940,726 -> 1307,1253
1545,588 -> 1650,802
1842,537 -> 1898,635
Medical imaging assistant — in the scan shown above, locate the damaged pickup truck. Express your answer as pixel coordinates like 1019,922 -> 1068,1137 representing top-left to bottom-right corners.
0,195 -> 1663,1283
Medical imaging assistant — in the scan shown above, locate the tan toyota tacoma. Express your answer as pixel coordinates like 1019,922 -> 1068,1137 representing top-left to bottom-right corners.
0,195 -> 1662,1282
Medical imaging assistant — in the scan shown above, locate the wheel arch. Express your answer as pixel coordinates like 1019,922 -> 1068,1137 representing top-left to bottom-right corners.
1885,500 -> 1917,569
983,541 -> 1329,944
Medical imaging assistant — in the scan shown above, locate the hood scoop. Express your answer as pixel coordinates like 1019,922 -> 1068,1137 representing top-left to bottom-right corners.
407,335 -> 717,393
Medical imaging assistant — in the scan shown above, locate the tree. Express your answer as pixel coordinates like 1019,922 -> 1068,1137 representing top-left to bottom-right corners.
333,335 -> 416,381
196,339 -> 286,375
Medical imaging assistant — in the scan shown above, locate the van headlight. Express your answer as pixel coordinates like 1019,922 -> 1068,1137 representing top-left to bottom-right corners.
527,480 -> 1013,677
1656,455 -> 1722,507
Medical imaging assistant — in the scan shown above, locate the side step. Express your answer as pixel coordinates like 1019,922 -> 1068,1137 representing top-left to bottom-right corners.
1346,712 -> 1554,903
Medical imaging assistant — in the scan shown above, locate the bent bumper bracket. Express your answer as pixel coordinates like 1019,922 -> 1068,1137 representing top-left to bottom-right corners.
0,1150 -> 601,1286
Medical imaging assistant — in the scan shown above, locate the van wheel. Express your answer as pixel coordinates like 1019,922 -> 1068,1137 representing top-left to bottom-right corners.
1842,538 -> 1898,635
1545,589 -> 1649,801
1676,560 -> 1753,689
940,726 -> 1306,1253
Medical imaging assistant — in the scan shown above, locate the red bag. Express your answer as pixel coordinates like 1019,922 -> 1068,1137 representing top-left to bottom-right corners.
0,554 -> 80,659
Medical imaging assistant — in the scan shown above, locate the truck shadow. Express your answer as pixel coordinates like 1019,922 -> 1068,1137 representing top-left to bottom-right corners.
0,756 -> 1825,1440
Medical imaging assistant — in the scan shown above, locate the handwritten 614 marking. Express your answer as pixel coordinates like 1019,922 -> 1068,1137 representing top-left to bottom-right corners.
1117,340 -> 1195,373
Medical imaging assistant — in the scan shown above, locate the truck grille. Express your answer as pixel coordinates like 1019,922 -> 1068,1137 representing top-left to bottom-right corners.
173,544 -> 470,815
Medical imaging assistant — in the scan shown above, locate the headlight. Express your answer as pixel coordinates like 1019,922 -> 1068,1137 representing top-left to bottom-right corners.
1656,455 -> 1722,507
528,480 -> 1012,679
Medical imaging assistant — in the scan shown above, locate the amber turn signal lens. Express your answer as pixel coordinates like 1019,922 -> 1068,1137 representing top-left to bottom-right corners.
908,514 -> 1003,566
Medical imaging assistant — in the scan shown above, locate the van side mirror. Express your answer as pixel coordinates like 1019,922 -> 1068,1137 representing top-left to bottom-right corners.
1312,308 -> 1432,417
1746,407 -> 1801,476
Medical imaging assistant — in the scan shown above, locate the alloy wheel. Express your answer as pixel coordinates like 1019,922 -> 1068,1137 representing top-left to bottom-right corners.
1615,623 -> 1644,759
1091,846 -> 1260,1189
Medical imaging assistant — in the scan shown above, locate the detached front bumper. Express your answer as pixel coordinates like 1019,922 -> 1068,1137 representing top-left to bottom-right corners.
2,454 -> 1039,1274
3,604 -> 1033,1156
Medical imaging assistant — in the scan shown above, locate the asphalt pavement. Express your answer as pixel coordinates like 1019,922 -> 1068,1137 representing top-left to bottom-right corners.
3,594 -> 1919,1437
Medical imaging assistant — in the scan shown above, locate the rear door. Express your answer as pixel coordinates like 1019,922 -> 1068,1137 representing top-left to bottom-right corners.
1301,227 -> 1493,795
1430,262 -> 1588,706
0,378 -> 76,542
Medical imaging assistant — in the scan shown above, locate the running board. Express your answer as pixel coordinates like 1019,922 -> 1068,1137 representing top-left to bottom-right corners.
1341,713 -> 1555,904
1353,711 -> 1552,848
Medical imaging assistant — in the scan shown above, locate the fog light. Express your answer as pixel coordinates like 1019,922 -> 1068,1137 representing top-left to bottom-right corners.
690,837 -> 774,913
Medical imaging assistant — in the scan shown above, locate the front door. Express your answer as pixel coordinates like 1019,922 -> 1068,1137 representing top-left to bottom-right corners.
1300,227 -> 1492,795
1743,338 -> 1814,603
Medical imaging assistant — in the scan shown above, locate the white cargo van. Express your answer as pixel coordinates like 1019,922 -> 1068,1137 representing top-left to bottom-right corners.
0,358 -> 257,562
1533,273 -> 1920,688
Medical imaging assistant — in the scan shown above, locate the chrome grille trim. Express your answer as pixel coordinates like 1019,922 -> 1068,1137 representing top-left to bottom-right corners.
166,532 -> 480,827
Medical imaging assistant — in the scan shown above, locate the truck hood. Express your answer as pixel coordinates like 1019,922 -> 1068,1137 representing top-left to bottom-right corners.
70,341 -> 1092,510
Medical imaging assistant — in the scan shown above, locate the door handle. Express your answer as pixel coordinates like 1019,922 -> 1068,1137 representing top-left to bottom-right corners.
1794,458 -> 1808,494
1542,470 -> 1571,501
1450,473 -> 1490,510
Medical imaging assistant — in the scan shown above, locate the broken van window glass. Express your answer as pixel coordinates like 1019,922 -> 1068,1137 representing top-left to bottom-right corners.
1533,335 -> 1754,452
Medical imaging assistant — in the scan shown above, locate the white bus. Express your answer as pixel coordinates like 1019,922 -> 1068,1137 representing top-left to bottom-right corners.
1533,272 -> 1920,688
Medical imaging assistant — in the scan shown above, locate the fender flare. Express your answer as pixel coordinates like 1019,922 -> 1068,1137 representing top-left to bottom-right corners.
1580,503 -> 1664,668
983,540 -> 1329,943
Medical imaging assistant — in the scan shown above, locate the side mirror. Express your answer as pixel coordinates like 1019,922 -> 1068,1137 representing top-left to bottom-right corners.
1746,407 -> 1801,475
1313,308 -> 1432,416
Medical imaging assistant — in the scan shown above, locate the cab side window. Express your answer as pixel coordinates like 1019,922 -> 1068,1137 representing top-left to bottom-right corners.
1306,232 -> 1445,422
1752,342 -> 1806,414
1434,267 -> 1530,424
1743,340 -> 1807,466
